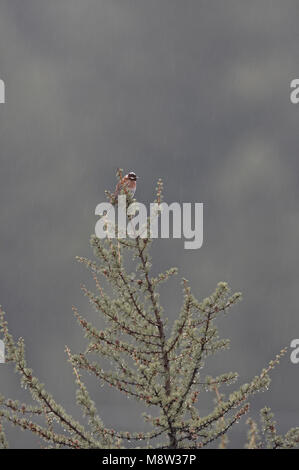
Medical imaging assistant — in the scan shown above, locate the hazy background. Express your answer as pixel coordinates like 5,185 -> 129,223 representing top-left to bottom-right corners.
1,1 -> 299,448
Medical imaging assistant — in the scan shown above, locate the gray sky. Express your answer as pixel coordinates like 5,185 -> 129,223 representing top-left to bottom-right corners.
0,1 -> 299,448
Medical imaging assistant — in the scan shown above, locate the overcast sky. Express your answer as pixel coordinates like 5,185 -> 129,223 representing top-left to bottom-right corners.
1,1 -> 299,448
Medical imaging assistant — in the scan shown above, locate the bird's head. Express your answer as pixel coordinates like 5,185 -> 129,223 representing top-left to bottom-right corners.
126,172 -> 138,181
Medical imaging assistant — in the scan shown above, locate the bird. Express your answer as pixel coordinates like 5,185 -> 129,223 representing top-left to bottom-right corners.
113,171 -> 138,200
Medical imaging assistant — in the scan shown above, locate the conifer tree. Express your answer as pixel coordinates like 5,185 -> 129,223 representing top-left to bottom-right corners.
0,172 -> 299,449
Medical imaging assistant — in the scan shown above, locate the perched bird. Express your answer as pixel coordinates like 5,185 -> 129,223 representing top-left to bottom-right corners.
113,171 -> 138,200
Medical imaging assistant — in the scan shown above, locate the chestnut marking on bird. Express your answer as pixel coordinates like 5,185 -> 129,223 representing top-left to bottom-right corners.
114,171 -> 139,199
